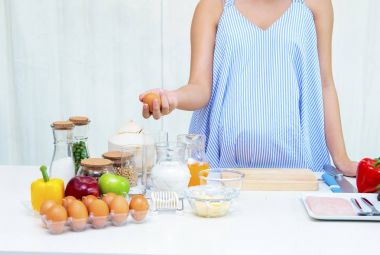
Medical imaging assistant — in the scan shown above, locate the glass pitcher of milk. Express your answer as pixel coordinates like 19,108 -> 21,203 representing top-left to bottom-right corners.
150,142 -> 190,196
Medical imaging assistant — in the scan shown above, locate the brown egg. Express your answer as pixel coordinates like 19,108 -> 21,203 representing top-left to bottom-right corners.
62,196 -> 77,209
67,200 -> 88,231
46,205 -> 68,222
88,199 -> 109,229
129,195 -> 149,211
67,200 -> 88,219
102,193 -> 117,208
82,195 -> 97,209
88,199 -> 109,217
130,195 -> 149,222
109,196 -> 129,225
110,196 -> 129,214
142,92 -> 161,112
40,200 -> 57,216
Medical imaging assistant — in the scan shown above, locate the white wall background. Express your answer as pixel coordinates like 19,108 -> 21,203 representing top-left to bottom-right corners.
0,0 -> 379,165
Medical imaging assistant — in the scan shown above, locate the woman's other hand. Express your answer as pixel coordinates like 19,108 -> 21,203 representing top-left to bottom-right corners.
335,159 -> 358,177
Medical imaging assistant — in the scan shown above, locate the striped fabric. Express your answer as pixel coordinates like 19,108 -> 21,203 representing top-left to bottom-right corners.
188,0 -> 331,172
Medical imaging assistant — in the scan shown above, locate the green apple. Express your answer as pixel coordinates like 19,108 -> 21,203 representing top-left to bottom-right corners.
98,173 -> 130,196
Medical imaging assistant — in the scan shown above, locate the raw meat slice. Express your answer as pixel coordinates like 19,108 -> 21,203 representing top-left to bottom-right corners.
305,196 -> 356,216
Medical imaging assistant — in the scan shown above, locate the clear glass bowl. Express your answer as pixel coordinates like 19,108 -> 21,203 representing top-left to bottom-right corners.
186,169 -> 245,217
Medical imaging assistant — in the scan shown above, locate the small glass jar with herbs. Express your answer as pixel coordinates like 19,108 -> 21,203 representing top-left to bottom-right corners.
69,116 -> 90,174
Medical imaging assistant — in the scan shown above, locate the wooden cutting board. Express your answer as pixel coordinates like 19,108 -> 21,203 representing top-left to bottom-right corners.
226,168 -> 318,191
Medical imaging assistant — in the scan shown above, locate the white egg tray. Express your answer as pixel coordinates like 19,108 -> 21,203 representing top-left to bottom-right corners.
40,210 -> 148,235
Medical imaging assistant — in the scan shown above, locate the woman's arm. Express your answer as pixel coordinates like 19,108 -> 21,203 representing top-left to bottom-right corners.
306,0 -> 357,176
140,0 -> 223,119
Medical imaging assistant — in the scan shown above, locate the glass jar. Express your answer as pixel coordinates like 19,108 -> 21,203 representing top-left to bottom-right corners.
49,121 -> 76,185
102,151 -> 137,187
77,158 -> 114,179
142,130 -> 168,190
150,142 -> 190,195
69,116 -> 90,175
177,134 -> 209,187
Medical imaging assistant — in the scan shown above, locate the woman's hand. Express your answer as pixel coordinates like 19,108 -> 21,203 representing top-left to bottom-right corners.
139,89 -> 178,120
138,0 -> 220,120
334,159 -> 358,177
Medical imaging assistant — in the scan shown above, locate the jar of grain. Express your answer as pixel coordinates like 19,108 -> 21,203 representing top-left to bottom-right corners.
102,151 -> 137,187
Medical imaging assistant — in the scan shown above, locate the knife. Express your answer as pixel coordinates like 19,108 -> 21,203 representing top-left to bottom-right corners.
323,164 -> 357,193
322,173 -> 342,193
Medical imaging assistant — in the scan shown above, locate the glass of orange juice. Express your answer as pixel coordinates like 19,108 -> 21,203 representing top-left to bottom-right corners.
177,134 -> 209,187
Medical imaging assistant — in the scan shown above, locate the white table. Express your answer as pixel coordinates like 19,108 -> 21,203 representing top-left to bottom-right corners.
0,166 -> 377,255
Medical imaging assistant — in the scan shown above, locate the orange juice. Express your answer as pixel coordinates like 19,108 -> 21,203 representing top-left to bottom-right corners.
188,161 -> 210,186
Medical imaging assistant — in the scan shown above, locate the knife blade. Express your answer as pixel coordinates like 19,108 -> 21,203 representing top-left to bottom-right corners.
323,164 -> 357,193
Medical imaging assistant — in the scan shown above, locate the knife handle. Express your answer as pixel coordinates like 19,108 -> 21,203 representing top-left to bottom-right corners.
322,173 -> 342,193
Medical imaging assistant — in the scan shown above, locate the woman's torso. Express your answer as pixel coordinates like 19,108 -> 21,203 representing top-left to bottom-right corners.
189,0 -> 331,171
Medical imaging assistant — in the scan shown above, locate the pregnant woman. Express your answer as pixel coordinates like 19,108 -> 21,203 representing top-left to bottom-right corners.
139,0 -> 357,176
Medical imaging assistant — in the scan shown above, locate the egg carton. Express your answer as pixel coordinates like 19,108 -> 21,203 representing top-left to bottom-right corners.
40,210 -> 148,235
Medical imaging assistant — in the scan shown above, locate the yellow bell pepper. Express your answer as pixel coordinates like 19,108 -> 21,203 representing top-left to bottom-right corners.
30,165 -> 64,212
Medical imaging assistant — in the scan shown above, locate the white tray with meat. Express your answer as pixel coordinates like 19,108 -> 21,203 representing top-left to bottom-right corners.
302,193 -> 380,221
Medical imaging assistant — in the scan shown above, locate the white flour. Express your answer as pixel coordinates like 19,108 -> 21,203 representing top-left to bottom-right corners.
49,157 -> 75,186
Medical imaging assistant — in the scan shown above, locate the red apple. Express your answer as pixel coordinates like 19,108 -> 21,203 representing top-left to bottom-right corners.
65,176 -> 100,199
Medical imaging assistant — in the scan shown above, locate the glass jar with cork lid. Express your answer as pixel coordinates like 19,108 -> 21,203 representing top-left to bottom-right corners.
69,116 -> 90,175
77,158 -> 114,179
102,151 -> 138,188
49,121 -> 76,185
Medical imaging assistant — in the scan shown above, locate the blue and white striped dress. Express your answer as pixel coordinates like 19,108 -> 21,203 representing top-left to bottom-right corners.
189,0 -> 330,172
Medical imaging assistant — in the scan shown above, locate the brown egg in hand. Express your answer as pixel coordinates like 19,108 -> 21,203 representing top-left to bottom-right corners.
142,92 -> 161,112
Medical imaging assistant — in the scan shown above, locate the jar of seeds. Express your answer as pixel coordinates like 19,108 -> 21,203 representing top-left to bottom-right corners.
102,151 -> 137,187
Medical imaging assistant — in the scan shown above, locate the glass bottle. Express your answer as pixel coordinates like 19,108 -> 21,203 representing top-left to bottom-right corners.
49,121 -> 76,186
177,134 -> 210,186
150,142 -> 190,195
69,116 -> 90,175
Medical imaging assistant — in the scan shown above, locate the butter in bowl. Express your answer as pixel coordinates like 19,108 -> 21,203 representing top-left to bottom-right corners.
186,169 -> 244,217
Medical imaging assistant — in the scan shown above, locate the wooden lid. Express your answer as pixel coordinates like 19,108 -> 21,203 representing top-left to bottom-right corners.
69,116 -> 90,125
80,158 -> 113,168
51,121 -> 74,130
102,151 -> 133,160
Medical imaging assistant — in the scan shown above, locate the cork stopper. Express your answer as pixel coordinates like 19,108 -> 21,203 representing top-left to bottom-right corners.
69,116 -> 90,126
102,151 -> 133,160
51,121 -> 74,130
80,158 -> 113,169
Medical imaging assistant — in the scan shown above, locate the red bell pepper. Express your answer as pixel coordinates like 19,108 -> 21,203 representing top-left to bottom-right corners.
356,157 -> 380,193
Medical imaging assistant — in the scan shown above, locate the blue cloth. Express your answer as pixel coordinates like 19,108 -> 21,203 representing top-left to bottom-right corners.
189,0 -> 330,171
